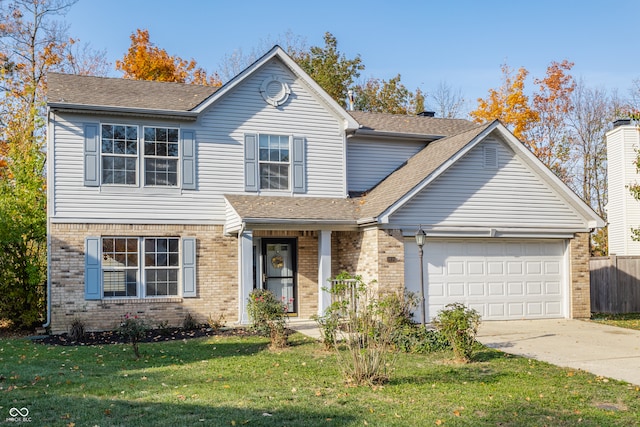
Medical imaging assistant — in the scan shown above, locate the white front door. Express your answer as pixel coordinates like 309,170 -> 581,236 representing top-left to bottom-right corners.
404,238 -> 567,321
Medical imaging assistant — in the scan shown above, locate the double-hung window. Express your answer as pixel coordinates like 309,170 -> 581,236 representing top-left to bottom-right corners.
144,127 -> 179,186
144,238 -> 180,296
101,124 -> 138,185
88,236 -> 193,300
86,124 -> 195,188
259,134 -> 290,190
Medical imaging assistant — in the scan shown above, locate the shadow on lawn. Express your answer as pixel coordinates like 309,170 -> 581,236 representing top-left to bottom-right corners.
12,394 -> 357,427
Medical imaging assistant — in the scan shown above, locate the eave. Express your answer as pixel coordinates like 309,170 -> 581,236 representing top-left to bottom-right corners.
48,103 -> 199,121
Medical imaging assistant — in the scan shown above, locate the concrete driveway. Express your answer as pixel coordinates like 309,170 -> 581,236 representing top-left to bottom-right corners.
477,319 -> 640,386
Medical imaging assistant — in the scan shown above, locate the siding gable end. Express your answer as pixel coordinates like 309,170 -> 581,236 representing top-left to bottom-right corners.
389,137 -> 587,229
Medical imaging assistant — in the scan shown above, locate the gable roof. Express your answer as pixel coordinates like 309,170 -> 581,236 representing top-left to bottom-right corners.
47,73 -> 218,114
192,45 -> 359,130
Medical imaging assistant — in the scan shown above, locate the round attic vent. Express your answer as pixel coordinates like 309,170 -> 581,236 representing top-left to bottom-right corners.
260,76 -> 290,107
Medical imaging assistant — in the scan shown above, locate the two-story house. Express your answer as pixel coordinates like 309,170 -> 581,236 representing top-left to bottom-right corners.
45,46 -> 604,333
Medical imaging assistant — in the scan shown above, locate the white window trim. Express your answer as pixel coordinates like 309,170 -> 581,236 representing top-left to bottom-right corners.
258,133 -> 291,192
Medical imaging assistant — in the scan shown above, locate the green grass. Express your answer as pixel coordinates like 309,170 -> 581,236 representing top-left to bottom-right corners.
591,313 -> 640,331
1,333 -> 639,426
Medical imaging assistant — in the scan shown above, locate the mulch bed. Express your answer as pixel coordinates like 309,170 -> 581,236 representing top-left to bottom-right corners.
34,326 -> 255,346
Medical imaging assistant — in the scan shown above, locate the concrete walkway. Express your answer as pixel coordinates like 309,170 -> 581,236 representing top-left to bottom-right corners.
477,319 -> 640,386
291,318 -> 640,386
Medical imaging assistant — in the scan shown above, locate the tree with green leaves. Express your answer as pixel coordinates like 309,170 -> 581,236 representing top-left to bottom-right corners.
353,74 -> 425,115
291,32 -> 364,106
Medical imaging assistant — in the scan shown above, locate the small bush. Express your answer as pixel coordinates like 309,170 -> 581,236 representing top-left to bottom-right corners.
392,324 -> 450,353
156,320 -> 171,336
68,318 -> 85,342
207,313 -> 226,331
117,313 -> 147,359
247,289 -> 288,349
183,312 -> 198,330
432,303 -> 481,363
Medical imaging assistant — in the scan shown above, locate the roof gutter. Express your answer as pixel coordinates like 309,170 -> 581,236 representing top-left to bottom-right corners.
48,103 -> 199,121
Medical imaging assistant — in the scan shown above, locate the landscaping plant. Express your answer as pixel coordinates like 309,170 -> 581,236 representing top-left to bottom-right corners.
117,312 -> 148,359
247,289 -> 288,349
432,302 -> 481,362
318,272 -> 414,385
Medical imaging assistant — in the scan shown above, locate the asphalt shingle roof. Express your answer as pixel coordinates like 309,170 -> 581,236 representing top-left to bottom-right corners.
47,73 -> 218,111
349,111 -> 478,138
225,195 -> 359,222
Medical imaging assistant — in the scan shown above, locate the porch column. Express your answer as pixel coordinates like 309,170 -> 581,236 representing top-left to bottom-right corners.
318,230 -> 332,315
238,230 -> 253,324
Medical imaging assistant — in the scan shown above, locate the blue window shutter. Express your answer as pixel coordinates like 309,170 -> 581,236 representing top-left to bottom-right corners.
85,237 -> 101,300
292,136 -> 306,193
244,134 -> 258,192
181,129 -> 197,189
182,237 -> 197,297
84,124 -> 100,187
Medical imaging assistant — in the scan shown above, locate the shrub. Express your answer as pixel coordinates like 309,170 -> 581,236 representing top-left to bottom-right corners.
247,289 -> 288,349
392,324 -> 450,353
207,313 -> 226,331
117,313 -> 147,359
156,320 -> 171,336
183,312 -> 199,330
318,272 -> 415,386
68,318 -> 85,342
432,303 -> 481,363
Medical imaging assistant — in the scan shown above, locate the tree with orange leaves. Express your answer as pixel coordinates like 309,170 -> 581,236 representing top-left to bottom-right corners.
470,64 -> 539,145
116,29 -> 221,86
527,60 -> 576,180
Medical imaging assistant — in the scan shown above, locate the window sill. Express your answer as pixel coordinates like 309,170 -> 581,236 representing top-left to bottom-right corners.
99,297 -> 183,304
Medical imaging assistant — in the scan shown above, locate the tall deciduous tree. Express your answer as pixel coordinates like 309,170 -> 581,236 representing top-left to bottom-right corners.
0,0 -> 105,327
116,29 -> 221,86
470,64 -> 539,144
526,60 -> 576,181
428,81 -> 466,119
353,74 -> 424,115
291,32 -> 364,106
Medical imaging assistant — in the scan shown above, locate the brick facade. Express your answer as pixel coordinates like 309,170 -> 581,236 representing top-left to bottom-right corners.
49,223 -> 238,334
569,232 -> 591,318
49,224 -> 591,333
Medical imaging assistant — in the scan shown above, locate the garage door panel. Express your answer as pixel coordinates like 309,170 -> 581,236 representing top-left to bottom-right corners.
468,261 -> 484,275
488,282 -> 504,296
447,261 -> 464,275
448,283 -> 465,296
508,282 -> 524,295
488,303 -> 505,317
405,238 -> 566,321
469,282 -> 485,296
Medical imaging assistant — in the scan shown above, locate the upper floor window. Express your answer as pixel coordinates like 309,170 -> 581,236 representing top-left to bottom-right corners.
144,127 -> 179,186
84,124 -> 196,190
259,134 -> 289,190
101,124 -> 138,185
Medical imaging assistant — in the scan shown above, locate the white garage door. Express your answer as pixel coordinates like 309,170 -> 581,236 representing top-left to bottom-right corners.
404,239 -> 567,321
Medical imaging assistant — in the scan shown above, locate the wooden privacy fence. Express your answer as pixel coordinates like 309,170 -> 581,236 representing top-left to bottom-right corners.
590,256 -> 640,313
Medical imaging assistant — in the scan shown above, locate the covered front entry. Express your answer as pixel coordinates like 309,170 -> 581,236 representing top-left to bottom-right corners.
261,239 -> 297,314
404,238 -> 568,321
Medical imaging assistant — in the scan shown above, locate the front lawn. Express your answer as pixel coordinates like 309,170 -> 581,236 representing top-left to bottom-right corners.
1,332 -> 638,426
591,313 -> 640,331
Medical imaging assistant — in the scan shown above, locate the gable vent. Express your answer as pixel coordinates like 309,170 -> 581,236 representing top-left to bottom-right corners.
483,146 -> 498,169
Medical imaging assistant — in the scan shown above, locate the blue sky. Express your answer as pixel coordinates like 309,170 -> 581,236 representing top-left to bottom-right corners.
65,0 -> 638,114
